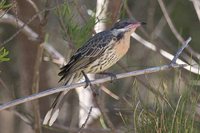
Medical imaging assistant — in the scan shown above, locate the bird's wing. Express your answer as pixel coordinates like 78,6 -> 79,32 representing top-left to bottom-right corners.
58,31 -> 116,81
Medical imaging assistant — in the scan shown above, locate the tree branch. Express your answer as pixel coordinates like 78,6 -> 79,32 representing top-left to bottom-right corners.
190,0 -> 200,22
0,36 -> 192,111
0,63 -> 188,111
157,0 -> 200,59
132,33 -> 200,75
170,37 -> 192,64
0,10 -> 66,65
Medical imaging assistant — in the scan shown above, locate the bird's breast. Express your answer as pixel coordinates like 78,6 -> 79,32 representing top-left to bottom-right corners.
86,35 -> 131,73
113,35 -> 130,59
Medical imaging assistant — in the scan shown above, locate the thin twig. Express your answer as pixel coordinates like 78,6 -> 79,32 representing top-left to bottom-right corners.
95,95 -> 116,133
0,10 -> 41,45
30,1 -> 50,132
53,123 -> 121,133
123,1 -> 149,38
100,85 -> 119,100
123,1 -> 200,74
171,37 -> 192,64
5,109 -> 120,133
0,63 -> 187,111
157,0 -> 200,59
25,0 -> 43,21
31,39 -> 44,133
151,1 -> 176,39
190,0 -> 200,22
0,34 -> 191,113
0,78 -> 10,92
43,43 -> 66,65
1,10 -> 197,73
79,106 -> 93,133
0,11 -> 39,41
74,0 -> 87,22
0,4 -> 62,46
132,33 -> 200,75
157,0 -> 183,43
0,11 -> 66,65
0,36 -> 191,111
10,110 -> 33,126
146,0 -> 157,33
55,0 -> 75,49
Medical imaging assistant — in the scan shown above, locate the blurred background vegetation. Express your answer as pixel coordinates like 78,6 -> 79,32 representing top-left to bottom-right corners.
0,0 -> 200,133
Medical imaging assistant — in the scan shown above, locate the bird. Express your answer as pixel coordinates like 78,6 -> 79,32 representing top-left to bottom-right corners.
43,19 -> 144,126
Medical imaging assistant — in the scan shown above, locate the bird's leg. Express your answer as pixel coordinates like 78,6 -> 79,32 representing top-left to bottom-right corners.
81,71 -> 99,96
81,71 -> 92,88
97,72 -> 117,82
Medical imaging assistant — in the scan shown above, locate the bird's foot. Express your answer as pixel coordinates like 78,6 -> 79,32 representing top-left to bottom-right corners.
82,71 -> 92,88
81,71 -> 99,96
97,72 -> 117,83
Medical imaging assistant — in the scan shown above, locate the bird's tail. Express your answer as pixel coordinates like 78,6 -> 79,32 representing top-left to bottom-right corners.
43,90 -> 69,126
43,72 -> 82,126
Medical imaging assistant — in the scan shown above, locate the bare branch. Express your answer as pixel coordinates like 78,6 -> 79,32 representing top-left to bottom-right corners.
0,63 -> 188,111
123,1 -> 149,38
132,33 -> 200,75
25,0 -> 43,21
0,37 -> 192,111
53,123 -> 121,133
10,110 -> 33,126
6,109 -> 120,133
0,11 -> 66,65
31,42 -> 44,133
157,0 -> 183,43
43,43 -> 66,65
0,11 -> 39,41
151,1 -> 176,39
157,0 -> 200,59
0,4 -> 60,46
190,0 -> 200,22
55,0 -> 75,49
100,85 -> 119,100
79,106 -> 93,133
171,37 -> 192,64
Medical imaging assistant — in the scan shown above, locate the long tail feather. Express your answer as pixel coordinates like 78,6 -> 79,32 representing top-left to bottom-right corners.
43,90 -> 69,126
43,71 -> 82,126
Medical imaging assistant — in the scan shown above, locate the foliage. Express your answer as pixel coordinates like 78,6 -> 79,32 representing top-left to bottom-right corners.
118,81 -> 200,133
0,47 -> 10,62
134,94 -> 198,133
0,1 -> 11,64
57,2 -> 97,48
0,0 -> 12,9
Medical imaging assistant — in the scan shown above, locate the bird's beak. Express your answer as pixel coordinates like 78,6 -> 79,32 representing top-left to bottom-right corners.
127,21 -> 146,30
132,21 -> 146,28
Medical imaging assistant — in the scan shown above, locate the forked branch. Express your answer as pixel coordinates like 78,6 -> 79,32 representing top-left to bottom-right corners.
0,37 -> 192,111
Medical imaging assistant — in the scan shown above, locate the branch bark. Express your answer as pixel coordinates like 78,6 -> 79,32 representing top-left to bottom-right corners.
132,33 -> 200,75
190,0 -> 200,22
157,0 -> 200,59
0,37 -> 191,112
0,63 -> 188,111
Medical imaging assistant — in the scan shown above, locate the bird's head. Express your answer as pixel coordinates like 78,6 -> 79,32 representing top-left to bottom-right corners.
111,20 -> 145,36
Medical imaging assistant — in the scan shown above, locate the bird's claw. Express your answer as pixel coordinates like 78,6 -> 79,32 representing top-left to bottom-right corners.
82,71 -> 92,88
81,71 -> 99,96
98,72 -> 117,83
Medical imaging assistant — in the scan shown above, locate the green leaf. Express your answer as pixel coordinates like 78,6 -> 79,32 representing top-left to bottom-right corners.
57,2 -> 97,48
0,0 -> 12,10
0,47 -> 10,62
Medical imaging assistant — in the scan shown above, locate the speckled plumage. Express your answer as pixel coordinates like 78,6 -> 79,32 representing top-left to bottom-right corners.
43,20 -> 142,126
